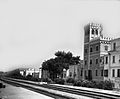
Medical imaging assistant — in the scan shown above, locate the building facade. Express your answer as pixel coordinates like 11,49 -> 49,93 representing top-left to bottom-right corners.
83,23 -> 112,81
69,60 -> 83,80
19,68 -> 39,78
104,38 -> 120,88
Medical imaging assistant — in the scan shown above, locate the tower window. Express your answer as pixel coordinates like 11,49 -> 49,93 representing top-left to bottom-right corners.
90,47 -> 93,52
105,56 -> 108,64
105,46 -> 108,51
90,59 -> 92,65
96,58 -> 98,64
96,46 -> 99,51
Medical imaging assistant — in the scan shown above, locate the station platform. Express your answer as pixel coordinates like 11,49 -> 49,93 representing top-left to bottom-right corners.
0,82 -> 54,99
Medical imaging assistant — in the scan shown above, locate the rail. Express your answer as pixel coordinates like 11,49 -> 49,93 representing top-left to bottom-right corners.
1,77 -> 120,99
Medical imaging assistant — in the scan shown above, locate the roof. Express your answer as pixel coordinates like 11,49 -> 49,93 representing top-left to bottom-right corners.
111,37 -> 120,42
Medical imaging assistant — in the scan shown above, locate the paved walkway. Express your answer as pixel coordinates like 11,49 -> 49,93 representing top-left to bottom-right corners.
52,84 -> 120,95
0,82 -> 54,99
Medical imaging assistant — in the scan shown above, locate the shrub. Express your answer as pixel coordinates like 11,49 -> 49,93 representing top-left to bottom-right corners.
54,78 -> 65,85
73,80 -> 114,90
93,80 -> 114,90
42,78 -> 53,83
96,81 -> 104,89
81,80 -> 89,87
26,75 -> 32,79
24,75 -> 39,82
66,78 -> 75,84
74,80 -> 93,87
103,80 -> 114,90
86,81 -> 97,88
73,80 -> 82,86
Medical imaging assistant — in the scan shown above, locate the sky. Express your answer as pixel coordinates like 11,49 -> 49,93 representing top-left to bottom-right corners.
0,0 -> 120,71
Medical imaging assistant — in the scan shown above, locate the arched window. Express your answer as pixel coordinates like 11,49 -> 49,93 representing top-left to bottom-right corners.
92,29 -> 94,34
96,29 -> 98,35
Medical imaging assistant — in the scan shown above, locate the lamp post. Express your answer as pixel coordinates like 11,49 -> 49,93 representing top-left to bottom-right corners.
39,67 -> 42,79
63,68 -> 66,79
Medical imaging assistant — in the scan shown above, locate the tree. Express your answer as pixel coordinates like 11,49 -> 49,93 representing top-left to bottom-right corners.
42,51 -> 80,80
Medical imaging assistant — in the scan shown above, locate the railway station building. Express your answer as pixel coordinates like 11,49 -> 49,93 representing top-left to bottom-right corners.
83,23 -> 120,88
83,23 -> 112,81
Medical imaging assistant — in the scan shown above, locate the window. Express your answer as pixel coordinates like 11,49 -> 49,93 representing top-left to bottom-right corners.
113,43 -> 116,50
104,70 -> 108,77
92,29 -> 94,34
101,70 -> 103,76
85,49 -> 88,53
96,46 -> 99,51
96,58 -> 98,64
96,70 -> 98,76
100,57 -> 104,64
85,60 -> 87,65
105,56 -> 108,64
88,70 -> 92,80
117,69 -> 120,77
81,70 -> 83,76
69,72 -> 72,77
90,47 -> 93,52
90,59 -> 92,65
112,69 -> 115,77
119,55 -> 120,63
113,56 -> 115,63
104,46 -> 108,51
32,73 -> 33,76
84,70 -> 87,77
96,29 -> 98,35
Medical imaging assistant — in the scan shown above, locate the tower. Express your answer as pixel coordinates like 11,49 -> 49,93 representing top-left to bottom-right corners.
83,23 -> 111,81
84,23 -> 103,43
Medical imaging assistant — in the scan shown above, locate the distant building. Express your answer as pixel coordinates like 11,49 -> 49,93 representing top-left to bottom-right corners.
19,68 -> 39,78
69,60 -> 83,80
42,69 -> 50,79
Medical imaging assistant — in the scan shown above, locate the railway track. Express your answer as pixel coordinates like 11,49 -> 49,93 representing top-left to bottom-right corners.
0,77 -> 73,99
1,77 -> 120,99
